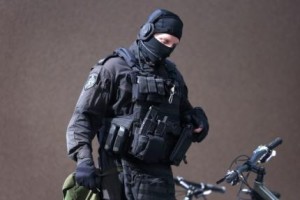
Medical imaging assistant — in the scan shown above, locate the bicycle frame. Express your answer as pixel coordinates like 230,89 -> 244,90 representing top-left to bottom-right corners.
253,181 -> 279,200
249,165 -> 280,200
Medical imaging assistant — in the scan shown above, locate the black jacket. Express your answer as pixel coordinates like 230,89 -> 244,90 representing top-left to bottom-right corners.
66,42 -> 193,162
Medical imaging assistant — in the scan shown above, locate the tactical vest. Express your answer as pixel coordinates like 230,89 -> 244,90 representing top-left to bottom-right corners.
102,48 -> 192,165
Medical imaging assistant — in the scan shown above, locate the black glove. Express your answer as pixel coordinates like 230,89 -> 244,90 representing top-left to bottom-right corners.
75,157 -> 101,192
184,107 -> 209,142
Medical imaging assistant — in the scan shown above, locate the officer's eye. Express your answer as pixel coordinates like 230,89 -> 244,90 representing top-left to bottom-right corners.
161,39 -> 177,48
171,43 -> 177,48
154,33 -> 179,48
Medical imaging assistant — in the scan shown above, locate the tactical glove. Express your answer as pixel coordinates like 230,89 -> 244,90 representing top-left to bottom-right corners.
184,107 -> 209,142
75,157 -> 101,193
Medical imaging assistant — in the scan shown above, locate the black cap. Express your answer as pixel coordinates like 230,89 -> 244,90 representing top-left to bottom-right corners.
146,9 -> 183,39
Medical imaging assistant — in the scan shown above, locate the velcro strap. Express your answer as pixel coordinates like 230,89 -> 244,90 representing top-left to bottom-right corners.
147,77 -> 157,93
137,76 -> 148,93
156,78 -> 165,95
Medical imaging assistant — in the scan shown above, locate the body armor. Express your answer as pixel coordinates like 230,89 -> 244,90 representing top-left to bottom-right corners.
102,48 -> 192,165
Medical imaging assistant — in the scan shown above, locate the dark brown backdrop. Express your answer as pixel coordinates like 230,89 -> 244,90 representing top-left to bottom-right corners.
1,0 -> 299,199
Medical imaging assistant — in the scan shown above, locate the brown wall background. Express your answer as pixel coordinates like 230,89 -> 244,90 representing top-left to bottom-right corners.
1,0 -> 299,199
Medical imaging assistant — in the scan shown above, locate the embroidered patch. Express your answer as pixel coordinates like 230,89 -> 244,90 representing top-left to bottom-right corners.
84,73 -> 98,90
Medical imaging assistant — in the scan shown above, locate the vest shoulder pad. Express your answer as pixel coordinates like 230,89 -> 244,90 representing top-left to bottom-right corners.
114,47 -> 137,68
97,54 -> 119,65
97,48 -> 137,69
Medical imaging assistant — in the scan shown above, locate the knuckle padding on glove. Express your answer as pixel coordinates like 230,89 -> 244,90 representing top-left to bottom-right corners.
75,157 -> 101,191
184,107 -> 209,143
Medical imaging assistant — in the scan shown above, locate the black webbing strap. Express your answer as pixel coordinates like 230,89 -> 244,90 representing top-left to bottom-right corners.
114,47 -> 138,69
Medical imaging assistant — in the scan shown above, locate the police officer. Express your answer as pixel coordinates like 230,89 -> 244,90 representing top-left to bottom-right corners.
66,9 -> 209,200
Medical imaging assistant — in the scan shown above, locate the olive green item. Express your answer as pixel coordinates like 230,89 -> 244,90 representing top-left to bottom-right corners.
62,167 -> 122,200
62,172 -> 101,200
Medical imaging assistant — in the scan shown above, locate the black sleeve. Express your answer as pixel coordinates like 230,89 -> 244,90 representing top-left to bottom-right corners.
180,83 -> 193,113
173,64 -> 209,142
66,64 -> 114,161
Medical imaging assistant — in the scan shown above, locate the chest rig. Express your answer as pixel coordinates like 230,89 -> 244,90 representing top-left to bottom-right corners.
103,48 -> 189,165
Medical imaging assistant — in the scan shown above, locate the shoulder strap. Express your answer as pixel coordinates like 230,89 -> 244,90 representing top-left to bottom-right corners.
98,47 -> 140,70
114,48 -> 137,68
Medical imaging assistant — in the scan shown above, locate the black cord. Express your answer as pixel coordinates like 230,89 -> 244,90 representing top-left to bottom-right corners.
237,171 -> 253,200
228,155 -> 249,170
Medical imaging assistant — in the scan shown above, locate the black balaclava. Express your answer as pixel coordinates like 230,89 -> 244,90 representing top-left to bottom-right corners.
137,9 -> 183,66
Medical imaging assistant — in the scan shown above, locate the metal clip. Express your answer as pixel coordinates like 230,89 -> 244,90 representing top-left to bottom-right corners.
168,84 -> 175,104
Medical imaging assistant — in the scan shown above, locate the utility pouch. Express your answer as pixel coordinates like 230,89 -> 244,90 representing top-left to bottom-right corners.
146,76 -> 161,102
104,124 -> 118,152
169,124 -> 193,166
131,134 -> 165,163
136,76 -> 148,101
138,106 -> 158,135
147,76 -> 157,93
155,78 -> 165,96
129,106 -> 168,163
112,126 -> 129,154
132,75 -> 167,103
154,116 -> 168,137
104,117 -> 134,155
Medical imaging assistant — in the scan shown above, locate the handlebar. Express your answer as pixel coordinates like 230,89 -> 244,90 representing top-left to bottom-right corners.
175,176 -> 226,197
266,137 -> 283,150
217,137 -> 283,185
260,137 -> 282,163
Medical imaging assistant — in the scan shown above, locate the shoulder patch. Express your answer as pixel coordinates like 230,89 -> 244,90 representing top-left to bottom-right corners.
84,73 -> 98,90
